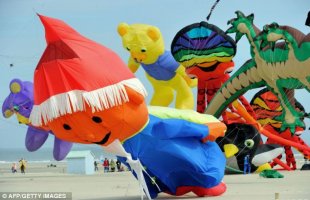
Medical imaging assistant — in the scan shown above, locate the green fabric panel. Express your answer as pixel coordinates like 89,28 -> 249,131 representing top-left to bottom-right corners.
259,169 -> 284,178
148,106 -> 219,124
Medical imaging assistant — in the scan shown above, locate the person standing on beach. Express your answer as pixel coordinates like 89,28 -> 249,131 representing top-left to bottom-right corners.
19,158 -> 26,174
243,155 -> 251,174
116,159 -> 121,172
94,161 -> 98,171
110,159 -> 116,172
11,163 -> 17,173
103,158 -> 109,173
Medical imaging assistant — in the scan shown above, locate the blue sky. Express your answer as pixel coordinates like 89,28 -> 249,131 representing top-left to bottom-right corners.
0,0 -> 309,149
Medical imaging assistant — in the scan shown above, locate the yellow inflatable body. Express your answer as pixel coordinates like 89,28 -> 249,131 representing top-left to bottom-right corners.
117,23 -> 196,109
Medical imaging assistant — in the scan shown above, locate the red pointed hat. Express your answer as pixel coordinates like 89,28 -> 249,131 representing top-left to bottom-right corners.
30,15 -> 147,126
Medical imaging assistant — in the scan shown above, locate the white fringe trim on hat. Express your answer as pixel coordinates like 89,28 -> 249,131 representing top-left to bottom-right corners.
29,78 -> 147,126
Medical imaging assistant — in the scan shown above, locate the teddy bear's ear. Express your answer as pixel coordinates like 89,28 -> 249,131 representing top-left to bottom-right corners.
3,109 -> 14,118
10,79 -> 23,94
147,26 -> 161,42
2,95 -> 14,118
117,23 -> 130,37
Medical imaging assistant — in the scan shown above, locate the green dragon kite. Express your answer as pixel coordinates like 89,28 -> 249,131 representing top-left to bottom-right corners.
205,11 -> 310,133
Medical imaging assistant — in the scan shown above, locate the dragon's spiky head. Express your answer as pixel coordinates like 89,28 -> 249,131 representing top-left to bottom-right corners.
235,10 -> 245,18
226,11 -> 255,43
254,22 -> 285,51
254,26 -> 270,50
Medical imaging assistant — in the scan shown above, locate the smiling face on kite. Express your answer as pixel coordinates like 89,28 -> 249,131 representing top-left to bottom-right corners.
30,15 -> 149,147
47,87 -> 149,146
171,21 -> 236,81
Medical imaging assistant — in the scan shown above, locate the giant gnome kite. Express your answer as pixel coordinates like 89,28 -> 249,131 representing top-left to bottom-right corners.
30,15 -> 228,199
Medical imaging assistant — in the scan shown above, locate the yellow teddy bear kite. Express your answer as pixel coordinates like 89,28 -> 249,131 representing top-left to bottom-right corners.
117,23 -> 196,109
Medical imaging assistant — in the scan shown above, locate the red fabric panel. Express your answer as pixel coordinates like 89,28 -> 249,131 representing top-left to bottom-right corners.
34,15 -> 135,104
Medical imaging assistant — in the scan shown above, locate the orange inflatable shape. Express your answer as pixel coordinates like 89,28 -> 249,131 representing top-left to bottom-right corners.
30,15 -> 148,146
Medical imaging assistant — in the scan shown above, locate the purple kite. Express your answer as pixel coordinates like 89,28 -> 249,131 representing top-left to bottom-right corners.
2,79 -> 72,160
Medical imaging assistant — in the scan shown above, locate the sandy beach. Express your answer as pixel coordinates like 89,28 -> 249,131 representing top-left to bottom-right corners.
0,162 -> 310,200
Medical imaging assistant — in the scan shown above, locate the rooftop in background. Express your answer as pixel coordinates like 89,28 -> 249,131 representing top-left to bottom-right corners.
66,150 -> 95,159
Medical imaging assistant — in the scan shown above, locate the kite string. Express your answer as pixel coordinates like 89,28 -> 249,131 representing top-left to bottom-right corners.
206,0 -> 221,21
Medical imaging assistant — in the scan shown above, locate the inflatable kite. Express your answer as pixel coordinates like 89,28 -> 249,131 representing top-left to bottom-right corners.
29,15 -> 228,199
2,79 -> 72,161
117,23 -> 196,109
171,21 -> 256,124
170,21 -> 282,173
205,11 -> 310,134
259,169 -> 284,178
171,22 -> 234,112
251,88 -> 310,170
306,11 -> 310,27
216,123 -> 283,173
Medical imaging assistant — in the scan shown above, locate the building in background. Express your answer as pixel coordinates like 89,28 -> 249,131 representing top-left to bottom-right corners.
66,150 -> 95,175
